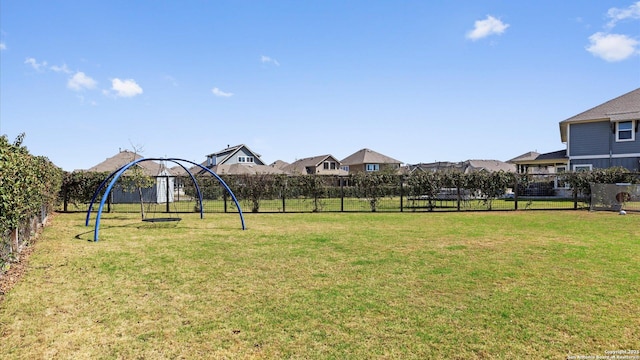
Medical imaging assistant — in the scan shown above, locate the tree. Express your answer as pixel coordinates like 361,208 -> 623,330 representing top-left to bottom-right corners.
406,170 -> 444,211
232,173 -> 281,213
351,172 -> 398,212
295,175 -> 329,212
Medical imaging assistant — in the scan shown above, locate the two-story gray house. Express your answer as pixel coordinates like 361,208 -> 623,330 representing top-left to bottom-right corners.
559,88 -> 640,172
200,144 -> 285,175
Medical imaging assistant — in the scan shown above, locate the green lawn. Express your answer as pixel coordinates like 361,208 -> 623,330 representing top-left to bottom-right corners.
1,211 -> 639,359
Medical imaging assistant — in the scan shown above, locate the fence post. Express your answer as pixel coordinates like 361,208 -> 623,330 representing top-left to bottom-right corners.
340,177 -> 344,212
456,185 -> 461,211
282,187 -> 286,213
514,176 -> 519,210
399,175 -> 404,212
573,190 -> 578,210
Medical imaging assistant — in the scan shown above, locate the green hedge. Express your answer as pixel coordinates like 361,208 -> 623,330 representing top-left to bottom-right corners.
1,134 -> 63,268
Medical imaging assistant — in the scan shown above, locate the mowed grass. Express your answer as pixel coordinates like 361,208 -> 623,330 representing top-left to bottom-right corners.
1,211 -> 639,359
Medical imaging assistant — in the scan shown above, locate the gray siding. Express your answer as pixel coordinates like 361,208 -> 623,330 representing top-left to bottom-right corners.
612,134 -> 640,155
569,121 -> 640,156
568,122 -> 610,156
570,157 -> 640,172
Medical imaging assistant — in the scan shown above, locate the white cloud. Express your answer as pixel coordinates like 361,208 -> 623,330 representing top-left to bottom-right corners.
606,1 -> 640,28
212,87 -> 233,97
0,42 -> 6,51
51,63 -> 72,74
261,55 -> 280,66
111,78 -> 143,97
67,71 -> 97,91
586,32 -> 639,62
466,15 -> 510,41
24,57 -> 48,71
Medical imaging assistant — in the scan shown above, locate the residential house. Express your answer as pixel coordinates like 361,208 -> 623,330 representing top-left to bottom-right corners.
86,150 -> 175,204
283,155 -> 347,175
508,150 -> 568,174
559,88 -> 640,171
200,144 -> 285,175
340,148 -> 403,173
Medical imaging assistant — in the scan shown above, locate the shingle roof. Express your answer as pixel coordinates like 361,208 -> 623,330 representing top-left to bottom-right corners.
507,151 -> 540,163
340,148 -> 402,165
560,88 -> 640,142
86,150 -> 172,176
269,160 -> 290,170
535,149 -> 567,161
282,155 -> 347,175
508,150 -> 567,164
464,160 -> 515,173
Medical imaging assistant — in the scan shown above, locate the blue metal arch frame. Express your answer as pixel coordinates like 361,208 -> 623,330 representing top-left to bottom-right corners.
85,159 -> 206,226
86,157 -> 245,241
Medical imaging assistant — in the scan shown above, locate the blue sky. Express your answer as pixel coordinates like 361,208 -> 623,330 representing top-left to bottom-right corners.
1,1 -> 639,171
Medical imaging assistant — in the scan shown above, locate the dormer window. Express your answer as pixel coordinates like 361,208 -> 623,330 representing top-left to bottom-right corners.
616,121 -> 635,142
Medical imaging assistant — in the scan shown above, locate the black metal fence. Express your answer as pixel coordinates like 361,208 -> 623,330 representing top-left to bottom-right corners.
64,174 -> 614,214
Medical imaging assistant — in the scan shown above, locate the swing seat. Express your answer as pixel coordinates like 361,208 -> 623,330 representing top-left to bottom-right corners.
142,217 -> 181,223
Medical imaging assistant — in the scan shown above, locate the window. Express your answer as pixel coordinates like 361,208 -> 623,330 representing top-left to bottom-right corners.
323,161 -> 337,170
341,165 -> 349,172
616,121 -> 635,142
366,164 -> 380,172
238,156 -> 254,163
573,164 -> 592,172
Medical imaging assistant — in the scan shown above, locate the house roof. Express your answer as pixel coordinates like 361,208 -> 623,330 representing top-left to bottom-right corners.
340,148 -> 402,166
282,154 -> 347,175
206,144 -> 264,165
86,150 -> 173,176
170,165 -> 190,176
507,151 -> 540,163
464,160 -> 515,173
535,149 -> 567,161
408,160 -> 514,173
269,160 -> 290,170
559,88 -> 640,142
408,162 -> 464,172
508,150 -> 568,166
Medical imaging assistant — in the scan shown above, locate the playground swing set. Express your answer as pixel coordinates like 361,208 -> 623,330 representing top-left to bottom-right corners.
85,157 -> 245,241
